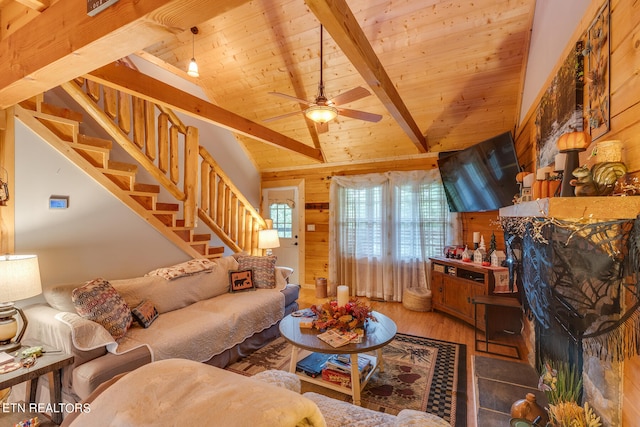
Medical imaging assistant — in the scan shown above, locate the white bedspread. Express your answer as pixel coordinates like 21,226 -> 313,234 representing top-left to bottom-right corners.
67,359 -> 326,427
56,288 -> 285,362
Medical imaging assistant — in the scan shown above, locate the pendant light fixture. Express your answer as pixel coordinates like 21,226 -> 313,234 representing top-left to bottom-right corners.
187,27 -> 199,78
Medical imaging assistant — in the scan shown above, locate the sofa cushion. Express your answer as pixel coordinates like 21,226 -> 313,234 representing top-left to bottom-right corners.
43,283 -> 79,313
112,256 -> 240,314
237,255 -> 277,289
131,300 -> 159,328
72,278 -> 133,340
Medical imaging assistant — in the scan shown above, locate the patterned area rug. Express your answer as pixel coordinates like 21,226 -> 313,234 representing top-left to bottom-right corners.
226,333 -> 466,426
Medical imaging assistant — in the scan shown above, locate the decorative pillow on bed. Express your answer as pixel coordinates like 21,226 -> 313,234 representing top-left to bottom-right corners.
237,255 -> 277,289
131,300 -> 159,328
228,269 -> 255,293
145,258 -> 215,281
71,278 -> 132,340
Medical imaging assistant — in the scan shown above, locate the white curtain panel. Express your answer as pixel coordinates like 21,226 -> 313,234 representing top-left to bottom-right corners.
329,170 -> 461,302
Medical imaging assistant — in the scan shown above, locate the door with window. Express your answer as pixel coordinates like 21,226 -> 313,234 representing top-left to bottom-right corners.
262,186 -> 301,284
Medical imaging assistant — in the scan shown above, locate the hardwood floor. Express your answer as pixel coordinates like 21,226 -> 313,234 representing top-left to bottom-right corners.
297,287 -> 530,427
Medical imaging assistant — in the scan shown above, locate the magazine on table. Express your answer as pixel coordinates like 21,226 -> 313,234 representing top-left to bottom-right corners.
325,353 -> 375,374
317,329 -> 359,347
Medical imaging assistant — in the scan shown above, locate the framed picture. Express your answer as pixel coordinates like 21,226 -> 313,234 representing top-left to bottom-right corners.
583,0 -> 610,140
535,42 -> 585,168
229,269 -> 255,292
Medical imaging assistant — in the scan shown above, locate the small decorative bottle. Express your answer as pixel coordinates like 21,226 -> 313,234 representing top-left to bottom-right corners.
510,393 -> 548,426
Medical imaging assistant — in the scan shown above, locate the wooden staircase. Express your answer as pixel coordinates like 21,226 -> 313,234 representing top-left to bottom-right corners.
14,78 -> 265,259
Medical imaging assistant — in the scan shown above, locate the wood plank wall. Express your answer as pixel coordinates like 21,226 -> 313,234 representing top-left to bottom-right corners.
512,0 -> 640,423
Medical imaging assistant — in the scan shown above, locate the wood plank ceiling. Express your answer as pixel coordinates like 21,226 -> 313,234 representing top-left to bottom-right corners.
0,0 -> 535,171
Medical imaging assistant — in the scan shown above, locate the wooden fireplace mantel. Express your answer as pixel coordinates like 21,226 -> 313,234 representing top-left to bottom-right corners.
499,196 -> 640,220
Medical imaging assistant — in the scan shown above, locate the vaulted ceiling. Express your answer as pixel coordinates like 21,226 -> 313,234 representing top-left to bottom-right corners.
0,0 -> 535,171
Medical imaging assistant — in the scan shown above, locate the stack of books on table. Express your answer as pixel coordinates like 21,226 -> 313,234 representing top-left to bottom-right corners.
321,353 -> 376,388
296,352 -> 335,378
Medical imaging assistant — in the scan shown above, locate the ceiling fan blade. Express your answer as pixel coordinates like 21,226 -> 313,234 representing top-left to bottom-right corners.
263,110 -> 303,123
315,121 -> 329,134
330,86 -> 371,106
268,92 -> 314,106
338,108 -> 383,123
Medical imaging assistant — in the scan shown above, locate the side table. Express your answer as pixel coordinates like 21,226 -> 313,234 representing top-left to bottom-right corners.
472,295 -> 522,359
0,347 -> 74,425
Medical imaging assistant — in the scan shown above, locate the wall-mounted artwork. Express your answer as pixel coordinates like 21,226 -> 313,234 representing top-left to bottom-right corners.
583,0 -> 610,140
535,42 -> 585,168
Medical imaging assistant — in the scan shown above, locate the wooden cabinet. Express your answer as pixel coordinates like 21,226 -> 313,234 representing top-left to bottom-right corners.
430,257 -> 521,334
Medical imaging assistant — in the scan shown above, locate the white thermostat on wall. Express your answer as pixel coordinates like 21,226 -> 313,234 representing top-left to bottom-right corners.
49,196 -> 69,209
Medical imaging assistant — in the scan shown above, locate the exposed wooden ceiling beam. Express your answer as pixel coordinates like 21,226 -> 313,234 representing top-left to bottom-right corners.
0,0 -> 251,109
305,0 -> 428,153
14,0 -> 49,12
88,63 -> 324,162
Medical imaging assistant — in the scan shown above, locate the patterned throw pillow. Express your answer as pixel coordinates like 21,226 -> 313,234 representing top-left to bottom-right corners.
237,255 -> 277,289
228,269 -> 255,293
131,300 -> 159,328
72,278 -> 133,340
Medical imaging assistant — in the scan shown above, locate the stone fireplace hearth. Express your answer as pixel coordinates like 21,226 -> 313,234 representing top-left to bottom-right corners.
500,197 -> 640,427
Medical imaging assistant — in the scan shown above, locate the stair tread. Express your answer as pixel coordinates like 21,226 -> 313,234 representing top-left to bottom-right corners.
156,203 -> 179,211
40,103 -> 84,122
77,134 -> 113,150
133,183 -> 160,193
99,161 -> 138,176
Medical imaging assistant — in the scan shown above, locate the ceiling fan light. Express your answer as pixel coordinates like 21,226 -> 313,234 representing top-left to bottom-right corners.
305,105 -> 338,123
187,58 -> 199,77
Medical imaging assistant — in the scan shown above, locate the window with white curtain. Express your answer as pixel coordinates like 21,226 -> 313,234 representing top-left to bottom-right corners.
329,170 -> 460,301
393,180 -> 449,260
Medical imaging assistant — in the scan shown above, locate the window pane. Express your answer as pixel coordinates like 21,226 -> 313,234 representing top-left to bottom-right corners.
270,203 -> 292,238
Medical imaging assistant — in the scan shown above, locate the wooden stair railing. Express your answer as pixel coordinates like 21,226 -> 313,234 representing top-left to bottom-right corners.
16,77 -> 265,258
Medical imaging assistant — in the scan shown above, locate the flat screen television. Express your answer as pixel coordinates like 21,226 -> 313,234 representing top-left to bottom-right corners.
437,131 -> 521,213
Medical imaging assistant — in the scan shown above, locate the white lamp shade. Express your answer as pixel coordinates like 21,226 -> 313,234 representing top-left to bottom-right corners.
0,255 -> 43,303
258,229 -> 280,249
187,58 -> 199,77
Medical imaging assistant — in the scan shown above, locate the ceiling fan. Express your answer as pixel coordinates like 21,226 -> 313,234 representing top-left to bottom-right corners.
264,25 -> 382,133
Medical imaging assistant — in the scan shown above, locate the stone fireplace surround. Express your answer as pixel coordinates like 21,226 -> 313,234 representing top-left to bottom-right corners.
499,197 -> 640,427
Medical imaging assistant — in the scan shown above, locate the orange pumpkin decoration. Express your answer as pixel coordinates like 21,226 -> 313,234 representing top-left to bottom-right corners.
557,131 -> 591,152
516,171 -> 529,183
532,179 -> 562,199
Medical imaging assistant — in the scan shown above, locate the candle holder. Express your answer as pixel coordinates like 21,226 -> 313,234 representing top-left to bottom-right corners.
556,131 -> 591,197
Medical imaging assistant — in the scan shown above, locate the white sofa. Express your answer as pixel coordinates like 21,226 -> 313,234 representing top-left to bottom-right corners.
22,255 -> 299,403
59,359 -> 450,427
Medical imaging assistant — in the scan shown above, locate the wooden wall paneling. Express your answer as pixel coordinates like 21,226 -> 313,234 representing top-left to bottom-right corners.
461,210 -> 506,252
0,107 -> 15,254
623,355 -> 640,426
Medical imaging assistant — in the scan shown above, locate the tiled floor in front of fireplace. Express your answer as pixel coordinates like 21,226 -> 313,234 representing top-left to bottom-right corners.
473,355 -> 549,425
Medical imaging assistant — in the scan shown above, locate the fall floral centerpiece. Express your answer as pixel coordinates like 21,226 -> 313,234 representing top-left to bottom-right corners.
310,298 -> 376,333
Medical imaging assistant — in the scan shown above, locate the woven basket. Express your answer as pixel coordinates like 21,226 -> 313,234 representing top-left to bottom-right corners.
402,288 -> 432,312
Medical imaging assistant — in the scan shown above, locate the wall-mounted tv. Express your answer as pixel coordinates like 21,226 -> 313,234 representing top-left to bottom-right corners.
437,131 -> 521,213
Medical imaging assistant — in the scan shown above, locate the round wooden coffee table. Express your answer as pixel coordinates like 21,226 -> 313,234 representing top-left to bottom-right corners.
279,311 -> 397,405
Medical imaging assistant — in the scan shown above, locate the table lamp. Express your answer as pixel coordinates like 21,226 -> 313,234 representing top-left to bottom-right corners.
0,254 -> 42,353
258,229 -> 280,256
